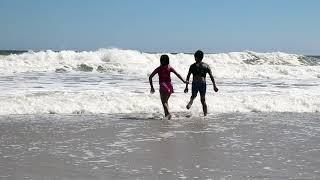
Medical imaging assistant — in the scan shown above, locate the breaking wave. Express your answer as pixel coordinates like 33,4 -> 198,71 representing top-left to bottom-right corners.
0,49 -> 319,79
0,49 -> 320,115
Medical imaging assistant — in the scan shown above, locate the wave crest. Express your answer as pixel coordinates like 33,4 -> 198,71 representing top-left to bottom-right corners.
0,49 -> 319,79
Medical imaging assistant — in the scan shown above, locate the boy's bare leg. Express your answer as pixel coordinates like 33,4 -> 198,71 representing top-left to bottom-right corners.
186,96 -> 196,109
200,95 -> 207,116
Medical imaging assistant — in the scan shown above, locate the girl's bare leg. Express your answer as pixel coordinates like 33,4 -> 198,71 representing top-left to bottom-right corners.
160,92 -> 171,119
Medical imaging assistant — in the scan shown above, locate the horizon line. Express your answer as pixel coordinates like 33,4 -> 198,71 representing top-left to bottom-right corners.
0,49 -> 319,56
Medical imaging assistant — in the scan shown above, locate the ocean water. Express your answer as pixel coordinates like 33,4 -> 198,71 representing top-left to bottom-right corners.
0,49 -> 320,179
0,49 -> 320,115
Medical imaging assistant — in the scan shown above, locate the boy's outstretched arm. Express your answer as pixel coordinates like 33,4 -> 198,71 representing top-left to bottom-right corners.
149,69 -> 158,94
184,67 -> 192,93
208,68 -> 218,92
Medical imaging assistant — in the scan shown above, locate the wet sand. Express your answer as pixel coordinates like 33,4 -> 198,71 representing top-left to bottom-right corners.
0,113 -> 319,180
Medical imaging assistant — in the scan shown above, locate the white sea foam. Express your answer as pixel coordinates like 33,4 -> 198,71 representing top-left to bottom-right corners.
0,84 -> 319,115
0,49 -> 319,115
0,49 -> 319,79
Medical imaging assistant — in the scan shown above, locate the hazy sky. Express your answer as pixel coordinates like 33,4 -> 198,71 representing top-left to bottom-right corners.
1,0 -> 319,54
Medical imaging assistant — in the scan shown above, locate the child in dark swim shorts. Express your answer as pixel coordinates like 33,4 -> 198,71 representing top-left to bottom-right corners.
149,55 -> 186,119
184,50 -> 219,116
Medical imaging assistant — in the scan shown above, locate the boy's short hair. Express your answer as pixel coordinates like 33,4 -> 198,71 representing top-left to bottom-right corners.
160,54 -> 169,66
194,50 -> 204,61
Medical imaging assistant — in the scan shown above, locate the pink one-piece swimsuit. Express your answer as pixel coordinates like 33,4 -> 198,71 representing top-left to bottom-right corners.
152,65 -> 176,95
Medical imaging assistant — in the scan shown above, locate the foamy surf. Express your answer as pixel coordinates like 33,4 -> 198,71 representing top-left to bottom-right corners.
1,49 -> 319,79
0,49 -> 319,115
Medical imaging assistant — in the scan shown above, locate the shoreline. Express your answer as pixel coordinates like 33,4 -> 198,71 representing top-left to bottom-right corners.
0,112 -> 319,179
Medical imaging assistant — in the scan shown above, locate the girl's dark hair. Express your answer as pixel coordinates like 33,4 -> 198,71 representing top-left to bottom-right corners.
160,54 -> 169,66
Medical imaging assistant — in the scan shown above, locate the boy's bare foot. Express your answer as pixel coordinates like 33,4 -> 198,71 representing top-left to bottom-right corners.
186,102 -> 192,109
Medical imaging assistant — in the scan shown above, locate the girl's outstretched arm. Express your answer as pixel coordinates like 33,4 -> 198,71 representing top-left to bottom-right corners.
171,67 -> 186,83
173,71 -> 186,84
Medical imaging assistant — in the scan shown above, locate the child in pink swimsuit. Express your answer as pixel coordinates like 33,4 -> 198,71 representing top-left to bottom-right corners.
149,55 -> 186,119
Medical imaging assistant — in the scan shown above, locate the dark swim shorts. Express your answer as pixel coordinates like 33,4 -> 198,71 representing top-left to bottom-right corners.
191,82 -> 206,97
